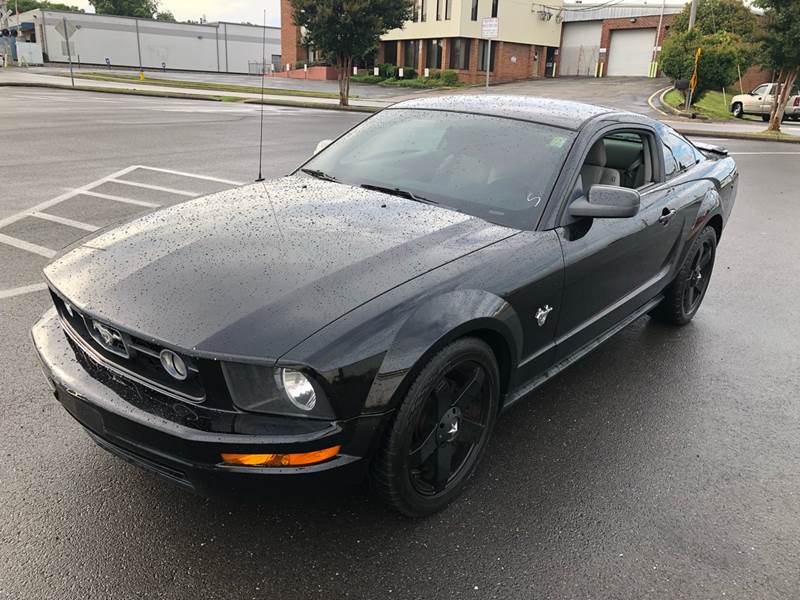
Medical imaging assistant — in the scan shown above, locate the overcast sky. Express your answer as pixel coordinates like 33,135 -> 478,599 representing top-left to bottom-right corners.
70,0 -> 282,26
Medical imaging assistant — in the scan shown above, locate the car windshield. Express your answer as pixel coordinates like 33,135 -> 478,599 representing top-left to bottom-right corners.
299,108 -> 575,229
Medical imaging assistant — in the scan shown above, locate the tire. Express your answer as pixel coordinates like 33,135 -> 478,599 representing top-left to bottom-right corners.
650,226 -> 717,326
731,102 -> 743,118
371,337 -> 500,517
791,116 -> 799,121
762,114 -> 770,122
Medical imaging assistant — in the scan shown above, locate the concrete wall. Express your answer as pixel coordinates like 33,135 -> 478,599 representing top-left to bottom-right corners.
23,9 -> 279,74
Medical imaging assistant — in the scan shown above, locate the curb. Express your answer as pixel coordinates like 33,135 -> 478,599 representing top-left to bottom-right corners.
0,81 -> 382,112
243,98 -> 379,113
672,128 -> 800,144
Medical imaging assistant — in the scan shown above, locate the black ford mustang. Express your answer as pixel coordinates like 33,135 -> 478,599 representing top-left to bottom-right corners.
32,96 -> 737,516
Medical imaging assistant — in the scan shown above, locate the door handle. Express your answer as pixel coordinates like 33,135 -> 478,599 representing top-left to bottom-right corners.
658,208 -> 677,225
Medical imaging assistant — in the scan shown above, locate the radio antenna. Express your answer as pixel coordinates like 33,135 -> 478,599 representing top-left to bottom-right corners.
255,8 -> 267,182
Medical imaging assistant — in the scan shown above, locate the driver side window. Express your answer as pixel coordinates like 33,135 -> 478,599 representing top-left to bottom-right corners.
578,130 -> 654,196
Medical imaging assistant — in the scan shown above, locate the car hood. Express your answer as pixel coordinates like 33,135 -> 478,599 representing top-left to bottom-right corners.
44,176 -> 514,360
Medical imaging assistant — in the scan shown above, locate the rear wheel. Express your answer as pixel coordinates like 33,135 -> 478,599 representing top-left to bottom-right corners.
650,226 -> 717,326
371,337 -> 499,517
731,102 -> 743,118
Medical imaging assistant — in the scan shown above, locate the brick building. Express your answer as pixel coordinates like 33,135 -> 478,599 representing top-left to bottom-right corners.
280,0 -> 563,84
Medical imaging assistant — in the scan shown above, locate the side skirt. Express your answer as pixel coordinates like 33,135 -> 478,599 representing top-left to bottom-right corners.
501,294 -> 664,413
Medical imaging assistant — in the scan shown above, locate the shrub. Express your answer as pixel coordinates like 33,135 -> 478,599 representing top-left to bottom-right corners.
377,63 -> 397,79
441,70 -> 459,85
428,70 -> 441,80
660,30 -> 753,98
400,67 -> 417,79
351,74 -> 384,84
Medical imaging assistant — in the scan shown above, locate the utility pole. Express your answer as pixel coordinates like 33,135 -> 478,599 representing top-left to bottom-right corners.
688,0 -> 698,31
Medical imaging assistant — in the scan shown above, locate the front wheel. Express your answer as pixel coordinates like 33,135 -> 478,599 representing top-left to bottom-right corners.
731,102 -> 743,118
650,226 -> 717,326
762,114 -> 771,122
371,337 -> 499,517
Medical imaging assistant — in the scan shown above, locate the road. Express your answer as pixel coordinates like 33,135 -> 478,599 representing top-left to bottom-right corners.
1,89 -> 799,600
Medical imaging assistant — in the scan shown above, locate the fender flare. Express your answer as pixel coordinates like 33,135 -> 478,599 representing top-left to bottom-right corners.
363,289 -> 523,412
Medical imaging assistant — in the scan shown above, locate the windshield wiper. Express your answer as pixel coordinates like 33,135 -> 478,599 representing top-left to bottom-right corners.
300,168 -> 339,183
360,183 -> 437,205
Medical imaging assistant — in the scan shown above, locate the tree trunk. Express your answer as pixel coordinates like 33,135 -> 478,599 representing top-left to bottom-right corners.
337,54 -> 352,106
768,68 -> 797,132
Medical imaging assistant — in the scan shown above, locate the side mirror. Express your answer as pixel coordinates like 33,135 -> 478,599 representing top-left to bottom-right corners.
569,185 -> 641,219
314,139 -> 333,155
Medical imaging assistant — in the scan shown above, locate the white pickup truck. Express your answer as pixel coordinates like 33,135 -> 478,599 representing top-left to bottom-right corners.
730,82 -> 800,121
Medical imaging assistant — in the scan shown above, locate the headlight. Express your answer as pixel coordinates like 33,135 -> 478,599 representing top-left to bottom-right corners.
221,363 -> 334,419
279,369 -> 316,411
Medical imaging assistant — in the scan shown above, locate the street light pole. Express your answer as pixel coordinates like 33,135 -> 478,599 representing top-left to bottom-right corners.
688,0 -> 698,31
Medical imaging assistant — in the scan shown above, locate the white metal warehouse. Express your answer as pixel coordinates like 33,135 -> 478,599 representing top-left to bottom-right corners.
16,9 -> 281,74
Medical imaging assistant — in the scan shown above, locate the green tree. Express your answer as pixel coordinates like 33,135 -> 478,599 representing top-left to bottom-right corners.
155,10 -> 175,21
17,0 -> 83,12
755,0 -> 800,131
661,30 -> 752,98
88,0 -> 158,18
290,0 -> 414,106
670,0 -> 762,41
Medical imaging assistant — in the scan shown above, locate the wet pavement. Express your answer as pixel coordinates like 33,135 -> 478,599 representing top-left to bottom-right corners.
1,89 -> 799,599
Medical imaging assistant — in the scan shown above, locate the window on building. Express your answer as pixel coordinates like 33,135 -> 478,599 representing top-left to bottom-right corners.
421,0 -> 427,21
491,0 -> 498,17
411,1 -> 418,21
449,38 -> 471,70
426,39 -> 443,69
471,0 -> 479,20
384,41 -> 397,65
436,0 -> 441,20
445,0 -> 452,19
477,40 -> 495,72
404,40 -> 419,68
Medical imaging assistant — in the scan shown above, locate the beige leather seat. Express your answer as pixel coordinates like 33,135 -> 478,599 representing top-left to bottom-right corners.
580,141 -> 621,189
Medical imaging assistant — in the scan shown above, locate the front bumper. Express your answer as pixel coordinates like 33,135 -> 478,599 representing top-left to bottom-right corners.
31,308 -> 390,497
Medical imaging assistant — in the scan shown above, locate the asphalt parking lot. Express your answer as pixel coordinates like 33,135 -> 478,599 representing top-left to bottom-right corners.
2,89 -> 800,599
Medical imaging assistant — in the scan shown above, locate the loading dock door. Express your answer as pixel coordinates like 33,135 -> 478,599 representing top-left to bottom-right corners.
606,28 -> 656,76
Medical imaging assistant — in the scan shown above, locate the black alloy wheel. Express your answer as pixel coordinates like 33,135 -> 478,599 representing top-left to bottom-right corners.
372,338 -> 499,517
682,236 -> 714,316
650,225 -> 717,326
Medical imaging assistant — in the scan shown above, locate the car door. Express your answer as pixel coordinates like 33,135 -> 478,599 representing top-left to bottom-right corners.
552,126 -> 686,360
745,84 -> 770,113
760,84 -> 777,113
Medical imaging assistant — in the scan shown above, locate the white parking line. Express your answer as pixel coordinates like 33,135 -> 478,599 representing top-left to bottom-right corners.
31,212 -> 100,232
0,233 -> 56,258
0,165 -> 140,231
108,178 -> 197,197
0,282 -> 49,300
728,151 -> 800,155
82,190 -> 160,207
135,166 -> 245,186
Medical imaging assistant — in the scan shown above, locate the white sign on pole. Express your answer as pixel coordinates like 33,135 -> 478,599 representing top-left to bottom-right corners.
481,17 -> 498,39
373,66 -> 379,76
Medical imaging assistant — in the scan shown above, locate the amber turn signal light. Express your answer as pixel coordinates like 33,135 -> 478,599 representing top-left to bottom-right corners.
221,445 -> 340,467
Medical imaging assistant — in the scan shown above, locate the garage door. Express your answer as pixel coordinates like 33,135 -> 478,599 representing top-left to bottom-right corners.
560,21 -> 602,77
606,28 -> 656,76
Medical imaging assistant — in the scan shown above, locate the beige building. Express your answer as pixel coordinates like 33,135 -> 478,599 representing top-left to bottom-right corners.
281,0 -> 563,84
379,0 -> 563,83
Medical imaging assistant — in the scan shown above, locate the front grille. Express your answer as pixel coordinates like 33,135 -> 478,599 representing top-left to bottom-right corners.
50,288 -> 224,405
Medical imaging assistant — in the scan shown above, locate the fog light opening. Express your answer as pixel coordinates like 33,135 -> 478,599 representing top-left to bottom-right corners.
221,445 -> 341,467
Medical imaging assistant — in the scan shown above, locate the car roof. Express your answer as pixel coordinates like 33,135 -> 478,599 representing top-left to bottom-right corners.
388,95 -> 621,131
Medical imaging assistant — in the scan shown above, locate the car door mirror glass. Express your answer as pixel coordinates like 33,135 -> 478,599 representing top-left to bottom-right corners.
569,184 -> 641,219
314,139 -> 333,155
